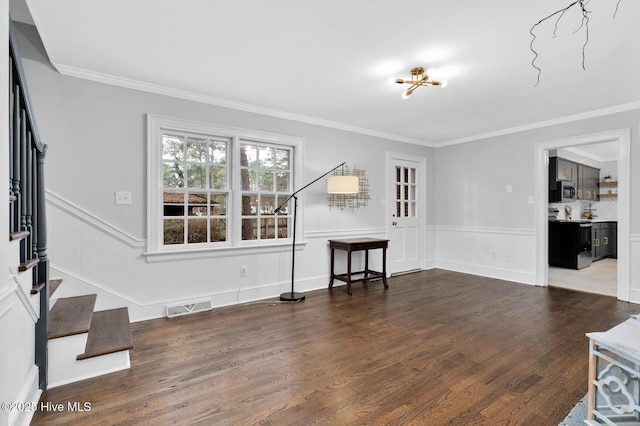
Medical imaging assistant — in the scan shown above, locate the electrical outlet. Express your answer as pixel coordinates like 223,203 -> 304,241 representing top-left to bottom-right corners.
240,266 -> 247,277
115,191 -> 132,205
491,251 -> 497,260
504,253 -> 511,262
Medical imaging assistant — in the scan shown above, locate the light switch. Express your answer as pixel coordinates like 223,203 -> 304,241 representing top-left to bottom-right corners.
506,185 -> 513,193
115,191 -> 132,205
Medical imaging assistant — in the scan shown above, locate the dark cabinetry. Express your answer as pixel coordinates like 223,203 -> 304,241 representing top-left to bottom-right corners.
548,157 -> 599,201
550,157 -> 577,184
578,165 -> 600,201
592,222 -> 617,261
610,222 -> 617,258
549,221 -> 592,270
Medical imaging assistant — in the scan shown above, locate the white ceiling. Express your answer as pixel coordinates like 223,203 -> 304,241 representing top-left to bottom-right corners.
14,0 -> 640,147
565,141 -> 619,163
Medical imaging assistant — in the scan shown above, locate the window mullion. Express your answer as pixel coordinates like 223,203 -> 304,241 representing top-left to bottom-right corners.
231,135 -> 241,246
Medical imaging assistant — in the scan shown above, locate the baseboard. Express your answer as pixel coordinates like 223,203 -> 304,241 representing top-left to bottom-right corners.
50,265 -> 340,322
435,260 -> 536,285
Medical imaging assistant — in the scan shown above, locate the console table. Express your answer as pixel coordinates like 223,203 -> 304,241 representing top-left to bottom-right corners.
586,317 -> 640,425
328,238 -> 389,295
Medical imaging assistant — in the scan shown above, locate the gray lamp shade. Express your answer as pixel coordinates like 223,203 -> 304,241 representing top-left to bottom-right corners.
327,175 -> 359,194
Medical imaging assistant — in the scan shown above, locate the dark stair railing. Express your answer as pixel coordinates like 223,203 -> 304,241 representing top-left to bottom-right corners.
9,22 -> 49,390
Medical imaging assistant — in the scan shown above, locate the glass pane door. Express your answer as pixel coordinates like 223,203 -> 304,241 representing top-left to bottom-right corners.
396,166 -> 417,218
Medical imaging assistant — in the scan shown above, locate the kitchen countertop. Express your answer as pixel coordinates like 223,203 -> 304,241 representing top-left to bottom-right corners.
549,219 -> 617,224
551,220 -> 593,224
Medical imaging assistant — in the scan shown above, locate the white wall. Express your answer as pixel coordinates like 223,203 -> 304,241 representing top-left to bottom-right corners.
434,110 -> 640,302
14,23 -> 436,321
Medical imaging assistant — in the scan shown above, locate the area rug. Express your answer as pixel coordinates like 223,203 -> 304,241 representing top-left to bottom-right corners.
559,393 -> 588,426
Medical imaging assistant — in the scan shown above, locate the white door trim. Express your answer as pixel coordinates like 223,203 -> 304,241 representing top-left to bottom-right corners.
534,128 -> 630,301
385,152 -> 427,273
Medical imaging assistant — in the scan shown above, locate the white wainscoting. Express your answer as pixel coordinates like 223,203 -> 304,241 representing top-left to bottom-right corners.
628,234 -> 640,304
46,190 -> 639,323
1,248 -> 41,426
435,226 -> 537,285
424,225 -> 437,270
46,191 -> 391,321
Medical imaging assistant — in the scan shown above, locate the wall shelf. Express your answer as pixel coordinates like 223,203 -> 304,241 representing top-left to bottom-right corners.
600,180 -> 618,198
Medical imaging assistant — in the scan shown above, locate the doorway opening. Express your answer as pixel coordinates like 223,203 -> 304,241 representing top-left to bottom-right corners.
547,143 -> 618,296
534,129 -> 630,301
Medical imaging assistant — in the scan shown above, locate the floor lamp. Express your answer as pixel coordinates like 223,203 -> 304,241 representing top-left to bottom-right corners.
274,162 -> 359,301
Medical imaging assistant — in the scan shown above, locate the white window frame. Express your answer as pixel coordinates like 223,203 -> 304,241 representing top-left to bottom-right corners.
145,114 -> 304,261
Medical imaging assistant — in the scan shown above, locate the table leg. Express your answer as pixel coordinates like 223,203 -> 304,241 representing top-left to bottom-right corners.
347,249 -> 352,296
382,246 -> 389,289
364,249 -> 369,280
329,247 -> 335,288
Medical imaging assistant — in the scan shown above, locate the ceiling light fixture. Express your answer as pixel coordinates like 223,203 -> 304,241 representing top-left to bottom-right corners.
393,67 -> 447,99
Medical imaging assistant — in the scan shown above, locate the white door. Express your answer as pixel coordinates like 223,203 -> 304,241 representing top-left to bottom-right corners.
387,155 -> 423,274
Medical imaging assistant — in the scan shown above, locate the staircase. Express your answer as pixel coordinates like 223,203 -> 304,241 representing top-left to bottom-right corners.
8,22 -> 133,390
47,280 -> 133,388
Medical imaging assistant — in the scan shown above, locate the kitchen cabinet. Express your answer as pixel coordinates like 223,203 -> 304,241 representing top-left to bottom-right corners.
549,221 -> 593,269
578,164 -> 600,201
549,157 -> 577,189
592,222 -> 616,261
610,222 -> 617,259
548,157 -> 599,201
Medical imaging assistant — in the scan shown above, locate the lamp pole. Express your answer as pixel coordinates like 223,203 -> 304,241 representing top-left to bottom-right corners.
274,162 -> 347,302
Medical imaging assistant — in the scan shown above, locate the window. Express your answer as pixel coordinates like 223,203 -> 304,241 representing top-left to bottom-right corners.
239,142 -> 292,241
147,115 -> 303,256
161,133 -> 230,245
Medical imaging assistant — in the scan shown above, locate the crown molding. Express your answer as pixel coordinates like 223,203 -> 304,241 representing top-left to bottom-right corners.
438,101 -> 640,147
48,63 -> 640,150
53,63 -> 434,148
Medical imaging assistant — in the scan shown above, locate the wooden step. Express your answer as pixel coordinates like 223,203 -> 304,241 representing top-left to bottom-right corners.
9,230 -> 29,241
77,308 -> 133,360
48,294 -> 97,339
31,281 -> 45,294
50,278 -> 62,297
33,278 -> 62,295
18,258 -> 39,272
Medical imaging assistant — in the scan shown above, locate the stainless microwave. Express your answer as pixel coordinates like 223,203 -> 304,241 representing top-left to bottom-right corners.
557,181 -> 576,202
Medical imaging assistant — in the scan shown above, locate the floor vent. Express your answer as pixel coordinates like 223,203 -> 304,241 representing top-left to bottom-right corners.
166,300 -> 212,318
390,269 -> 421,277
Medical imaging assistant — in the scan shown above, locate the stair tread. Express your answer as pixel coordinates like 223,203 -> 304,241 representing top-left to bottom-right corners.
48,294 -> 97,339
50,279 -> 62,297
77,308 -> 133,360
30,281 -> 45,295
19,258 -> 39,272
9,230 -> 29,241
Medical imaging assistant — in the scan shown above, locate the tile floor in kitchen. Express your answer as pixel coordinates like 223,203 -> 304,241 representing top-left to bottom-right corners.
548,258 -> 617,297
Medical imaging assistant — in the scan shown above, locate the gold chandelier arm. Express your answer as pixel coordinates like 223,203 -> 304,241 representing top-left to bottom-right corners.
394,66 -> 447,97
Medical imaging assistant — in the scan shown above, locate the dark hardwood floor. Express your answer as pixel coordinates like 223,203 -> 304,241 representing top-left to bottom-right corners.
32,269 -> 639,425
